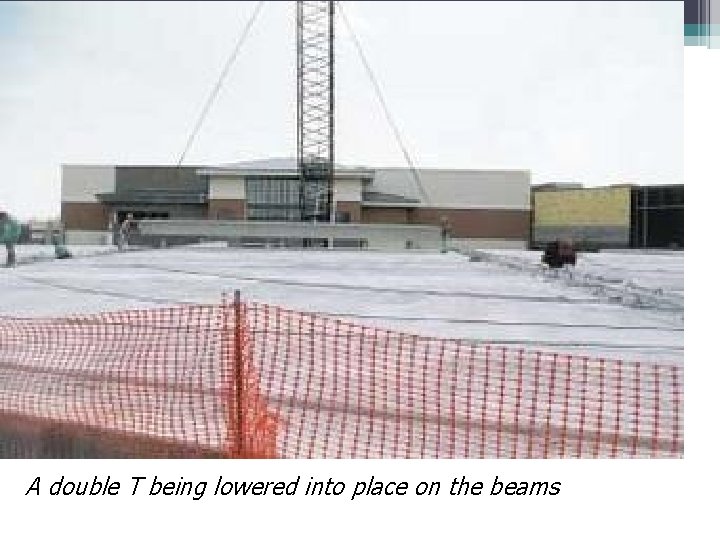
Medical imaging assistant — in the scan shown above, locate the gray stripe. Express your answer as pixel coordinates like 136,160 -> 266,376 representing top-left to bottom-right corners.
533,225 -> 629,247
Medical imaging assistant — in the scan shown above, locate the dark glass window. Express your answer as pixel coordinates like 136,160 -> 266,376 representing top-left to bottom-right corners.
646,188 -> 664,207
666,187 -> 683,206
246,177 -> 301,221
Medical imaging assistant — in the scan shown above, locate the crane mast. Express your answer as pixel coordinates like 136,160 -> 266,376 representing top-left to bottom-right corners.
296,1 -> 335,222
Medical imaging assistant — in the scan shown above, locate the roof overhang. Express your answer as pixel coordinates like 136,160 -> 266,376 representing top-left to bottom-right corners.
361,191 -> 421,207
96,191 -> 206,205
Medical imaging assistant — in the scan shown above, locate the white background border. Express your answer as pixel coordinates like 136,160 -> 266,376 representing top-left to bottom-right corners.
0,29 -> 713,540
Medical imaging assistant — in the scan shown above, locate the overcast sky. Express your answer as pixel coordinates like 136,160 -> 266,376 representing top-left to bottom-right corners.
0,1 -> 682,219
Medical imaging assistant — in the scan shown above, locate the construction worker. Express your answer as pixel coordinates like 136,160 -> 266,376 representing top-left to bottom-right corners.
0,211 -> 21,267
52,231 -> 72,259
440,216 -> 451,253
118,213 -> 134,252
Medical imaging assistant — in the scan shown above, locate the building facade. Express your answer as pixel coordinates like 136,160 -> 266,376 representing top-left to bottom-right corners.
630,184 -> 683,248
531,183 -> 683,249
61,159 -> 532,248
532,184 -> 633,248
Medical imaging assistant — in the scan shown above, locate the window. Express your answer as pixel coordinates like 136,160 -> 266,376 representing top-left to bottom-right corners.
665,187 -> 683,206
246,177 -> 300,206
246,176 -> 303,221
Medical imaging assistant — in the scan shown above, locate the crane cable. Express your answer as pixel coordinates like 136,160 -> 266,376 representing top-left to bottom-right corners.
177,1 -> 266,167
337,3 -> 430,205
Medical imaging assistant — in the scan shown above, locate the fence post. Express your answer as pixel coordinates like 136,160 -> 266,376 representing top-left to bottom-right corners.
233,290 -> 245,458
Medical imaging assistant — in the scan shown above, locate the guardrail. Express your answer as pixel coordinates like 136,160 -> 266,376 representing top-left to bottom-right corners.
137,220 -> 442,251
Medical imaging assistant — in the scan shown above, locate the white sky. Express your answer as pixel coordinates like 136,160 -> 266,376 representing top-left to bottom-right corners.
0,1 -> 683,219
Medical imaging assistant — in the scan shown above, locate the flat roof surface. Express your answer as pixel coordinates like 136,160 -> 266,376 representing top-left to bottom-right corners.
1,246 -> 683,364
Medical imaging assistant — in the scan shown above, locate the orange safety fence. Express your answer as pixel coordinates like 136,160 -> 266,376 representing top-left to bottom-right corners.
0,299 -> 277,458
0,298 -> 683,458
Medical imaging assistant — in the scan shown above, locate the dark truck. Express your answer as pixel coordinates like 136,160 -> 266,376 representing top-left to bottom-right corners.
542,239 -> 577,269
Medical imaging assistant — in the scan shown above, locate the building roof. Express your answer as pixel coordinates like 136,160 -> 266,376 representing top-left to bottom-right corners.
198,157 -> 375,179
532,182 -> 585,191
222,157 -> 372,171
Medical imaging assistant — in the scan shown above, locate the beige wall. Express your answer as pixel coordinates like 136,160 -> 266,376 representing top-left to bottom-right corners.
209,176 -> 245,199
532,186 -> 631,247
61,165 -> 115,203
533,186 -> 631,227
334,177 -> 364,202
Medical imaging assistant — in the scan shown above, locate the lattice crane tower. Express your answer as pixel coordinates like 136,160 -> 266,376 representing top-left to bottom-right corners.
297,1 -> 335,222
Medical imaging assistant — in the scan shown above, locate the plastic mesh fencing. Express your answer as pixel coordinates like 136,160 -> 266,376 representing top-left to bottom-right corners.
245,303 -> 683,458
0,301 -> 277,458
0,300 -> 683,458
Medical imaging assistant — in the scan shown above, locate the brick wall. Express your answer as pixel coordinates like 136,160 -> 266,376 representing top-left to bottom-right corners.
360,207 -> 530,240
61,202 -> 110,231
413,208 -> 530,240
361,207 -> 413,224
335,201 -> 362,222
207,199 -> 245,220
